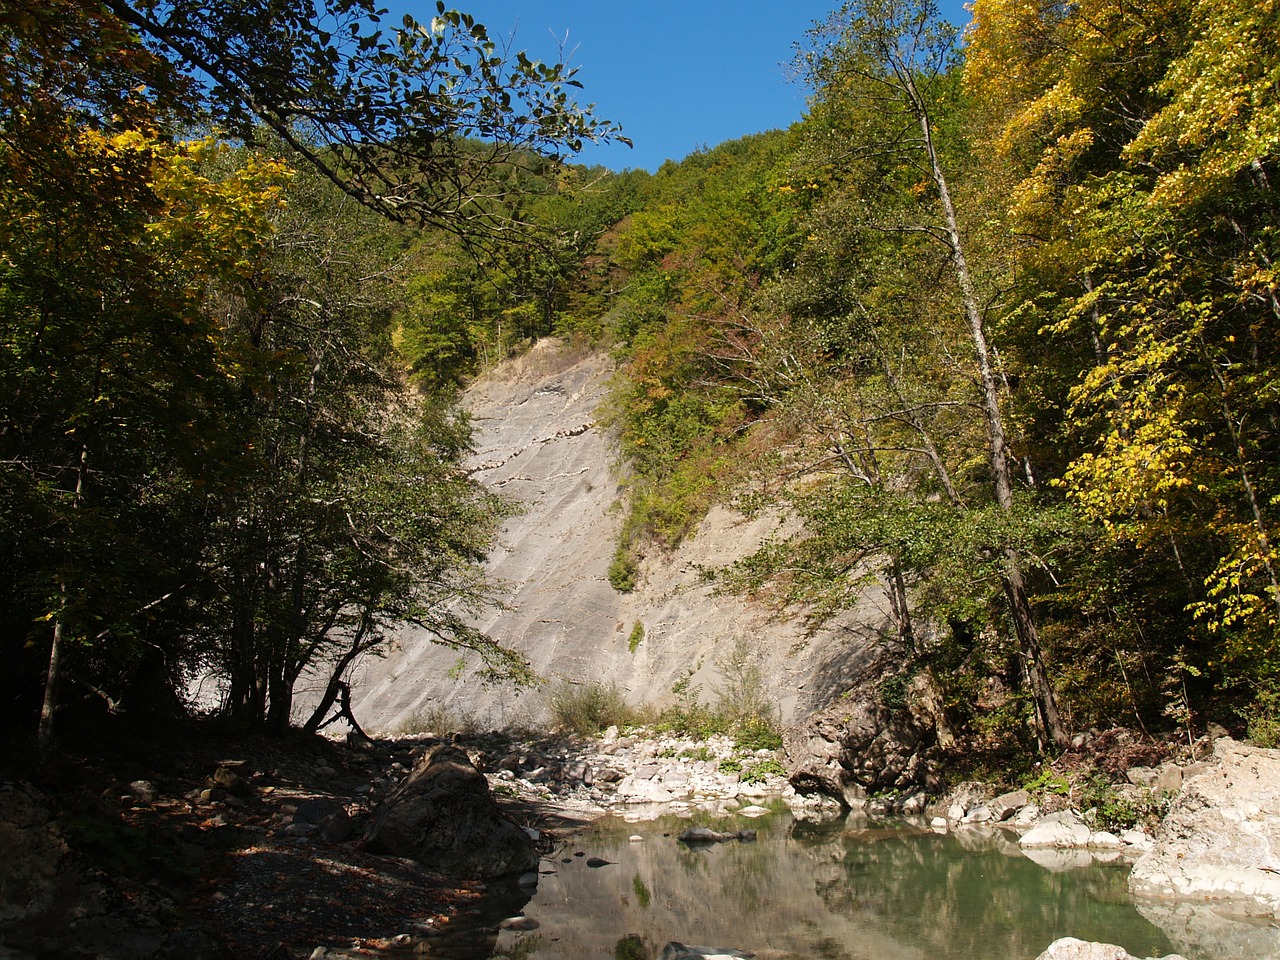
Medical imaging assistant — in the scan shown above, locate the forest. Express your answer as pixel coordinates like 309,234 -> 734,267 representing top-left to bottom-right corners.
2,0 -> 1278,767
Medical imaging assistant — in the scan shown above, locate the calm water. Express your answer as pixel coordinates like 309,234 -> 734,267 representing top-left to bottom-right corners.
475,808 -> 1280,960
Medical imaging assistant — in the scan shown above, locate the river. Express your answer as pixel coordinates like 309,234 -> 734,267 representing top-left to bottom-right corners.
469,807 -> 1280,960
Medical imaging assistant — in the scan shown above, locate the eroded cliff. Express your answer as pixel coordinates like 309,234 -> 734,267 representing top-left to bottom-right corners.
346,340 -> 894,734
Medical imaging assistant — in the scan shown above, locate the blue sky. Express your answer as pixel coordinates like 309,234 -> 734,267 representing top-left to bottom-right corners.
398,2 -> 973,172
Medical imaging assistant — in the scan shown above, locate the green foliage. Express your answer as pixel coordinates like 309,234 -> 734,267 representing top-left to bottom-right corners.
609,548 -> 639,593
1077,774 -> 1173,834
626,622 -> 645,654
1245,684 -> 1280,748
546,681 -> 636,736
1023,768 -> 1071,799
740,757 -> 787,784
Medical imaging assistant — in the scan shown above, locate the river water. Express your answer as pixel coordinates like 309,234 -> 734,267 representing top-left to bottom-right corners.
478,808 -> 1280,960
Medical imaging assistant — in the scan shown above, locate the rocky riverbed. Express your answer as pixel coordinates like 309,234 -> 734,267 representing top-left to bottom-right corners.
6,719 -> 1277,960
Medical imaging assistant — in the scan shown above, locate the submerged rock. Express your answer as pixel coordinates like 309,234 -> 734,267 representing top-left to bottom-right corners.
365,743 -> 536,878
677,827 -> 756,845
659,943 -> 754,960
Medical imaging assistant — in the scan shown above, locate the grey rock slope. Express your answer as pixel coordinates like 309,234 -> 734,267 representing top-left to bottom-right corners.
348,340 -> 893,734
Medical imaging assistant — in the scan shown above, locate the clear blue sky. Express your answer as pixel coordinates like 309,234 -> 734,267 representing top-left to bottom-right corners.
398,2 -> 973,172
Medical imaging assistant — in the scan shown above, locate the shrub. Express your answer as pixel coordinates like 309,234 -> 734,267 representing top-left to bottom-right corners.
608,548 -> 638,592
394,704 -> 478,736
1245,685 -> 1280,748
627,621 -> 645,653
547,680 -> 635,736
740,757 -> 786,784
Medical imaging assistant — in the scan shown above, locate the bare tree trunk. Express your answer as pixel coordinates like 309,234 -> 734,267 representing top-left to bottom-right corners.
910,80 -> 1069,750
38,436 -> 90,760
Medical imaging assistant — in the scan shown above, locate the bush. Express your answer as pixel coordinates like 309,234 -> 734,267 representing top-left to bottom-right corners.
608,548 -> 638,592
627,621 -> 645,653
547,680 -> 635,736
394,704 -> 478,736
1245,685 -> 1280,748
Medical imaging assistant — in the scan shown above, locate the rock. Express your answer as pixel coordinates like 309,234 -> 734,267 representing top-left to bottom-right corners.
1152,763 -> 1183,796
499,916 -> 540,931
365,743 -> 537,878
0,782 -> 175,959
1126,766 -> 1158,788
211,763 -> 253,797
127,780 -> 157,805
1130,738 -> 1280,916
784,677 -> 941,807
1120,829 -> 1154,851
989,789 -> 1031,822
900,790 -> 927,815
318,808 -> 353,843
1013,802 -> 1041,827
614,775 -> 675,804
962,804 -> 994,824
1020,811 -> 1091,849
659,943 -> 754,960
677,827 -> 755,844
1088,831 -> 1124,849
293,797 -> 343,825
1034,937 -> 1186,960
930,816 -> 948,830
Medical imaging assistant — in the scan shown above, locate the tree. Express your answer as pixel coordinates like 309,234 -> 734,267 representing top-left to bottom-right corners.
1,0 -> 618,744
961,0 -> 1280,729
98,0 -> 625,232
801,0 -> 1069,748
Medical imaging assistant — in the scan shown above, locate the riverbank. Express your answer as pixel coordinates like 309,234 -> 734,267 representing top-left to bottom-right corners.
0,717 -> 1258,960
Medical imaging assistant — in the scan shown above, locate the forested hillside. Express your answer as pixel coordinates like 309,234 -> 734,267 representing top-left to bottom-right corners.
575,0 -> 1280,758
3,0 -> 1278,769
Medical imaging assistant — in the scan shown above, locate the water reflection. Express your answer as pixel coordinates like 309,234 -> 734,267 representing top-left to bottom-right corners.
478,811 -> 1193,960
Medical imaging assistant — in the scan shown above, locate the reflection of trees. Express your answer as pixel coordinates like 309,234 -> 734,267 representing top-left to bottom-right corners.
791,825 -> 1176,959
533,814 -> 1177,960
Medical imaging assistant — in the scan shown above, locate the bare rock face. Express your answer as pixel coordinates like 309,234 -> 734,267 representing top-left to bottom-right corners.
1129,738 -> 1280,916
784,677 -> 940,806
365,744 -> 537,878
344,340 -> 895,734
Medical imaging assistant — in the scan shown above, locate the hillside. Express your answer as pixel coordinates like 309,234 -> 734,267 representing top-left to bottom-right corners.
345,340 -> 895,734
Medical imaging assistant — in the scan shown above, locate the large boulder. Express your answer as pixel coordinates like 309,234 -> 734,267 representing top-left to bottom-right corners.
0,781 -> 186,960
365,743 -> 537,878
1129,738 -> 1280,916
784,676 -> 940,806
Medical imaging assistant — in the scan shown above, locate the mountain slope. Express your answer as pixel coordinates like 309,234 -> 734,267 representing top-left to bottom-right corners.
347,340 -> 894,733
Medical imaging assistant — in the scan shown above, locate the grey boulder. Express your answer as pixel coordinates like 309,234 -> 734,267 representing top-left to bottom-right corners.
365,743 -> 537,878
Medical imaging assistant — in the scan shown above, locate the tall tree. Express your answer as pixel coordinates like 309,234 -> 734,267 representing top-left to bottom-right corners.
802,0 -> 1068,747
